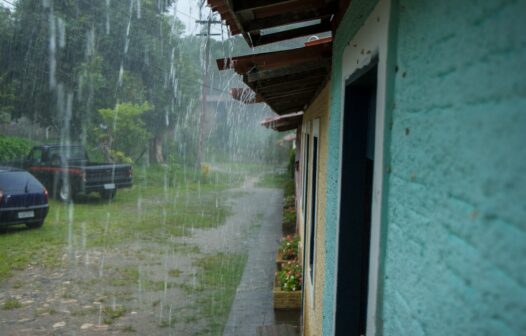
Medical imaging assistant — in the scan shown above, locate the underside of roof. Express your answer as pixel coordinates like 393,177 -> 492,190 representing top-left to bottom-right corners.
217,40 -> 332,115
261,112 -> 303,132
207,0 -> 349,47
209,0 -> 348,122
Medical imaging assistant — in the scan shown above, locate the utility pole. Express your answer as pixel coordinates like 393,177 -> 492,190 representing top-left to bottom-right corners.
196,16 -> 221,168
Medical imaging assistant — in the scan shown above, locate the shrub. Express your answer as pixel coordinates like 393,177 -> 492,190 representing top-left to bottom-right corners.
93,102 -> 152,162
276,260 -> 302,291
0,135 -> 33,162
279,234 -> 299,260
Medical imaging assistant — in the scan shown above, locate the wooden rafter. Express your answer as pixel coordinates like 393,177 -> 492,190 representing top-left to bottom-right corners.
246,61 -> 329,82
231,0 -> 296,12
216,40 -> 331,114
244,4 -> 336,32
206,0 -> 342,47
249,19 -> 331,47
217,42 -> 332,73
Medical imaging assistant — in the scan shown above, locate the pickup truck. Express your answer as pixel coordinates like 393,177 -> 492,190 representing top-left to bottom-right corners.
23,145 -> 132,202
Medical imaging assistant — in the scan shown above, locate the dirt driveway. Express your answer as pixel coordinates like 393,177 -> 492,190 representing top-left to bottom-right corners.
0,175 -> 283,336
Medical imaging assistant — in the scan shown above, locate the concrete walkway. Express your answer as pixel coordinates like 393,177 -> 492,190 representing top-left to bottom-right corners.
223,186 -> 284,336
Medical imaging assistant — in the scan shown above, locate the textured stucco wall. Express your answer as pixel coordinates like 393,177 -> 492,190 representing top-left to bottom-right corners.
324,0 -> 526,335
382,1 -> 526,335
302,82 -> 330,336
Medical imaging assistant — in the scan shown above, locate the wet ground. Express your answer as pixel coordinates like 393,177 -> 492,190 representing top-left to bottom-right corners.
0,175 -> 287,335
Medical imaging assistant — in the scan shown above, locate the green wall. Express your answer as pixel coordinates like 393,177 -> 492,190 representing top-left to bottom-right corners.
323,0 -> 526,334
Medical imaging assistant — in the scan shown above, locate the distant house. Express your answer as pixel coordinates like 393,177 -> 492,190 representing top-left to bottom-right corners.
210,0 -> 526,335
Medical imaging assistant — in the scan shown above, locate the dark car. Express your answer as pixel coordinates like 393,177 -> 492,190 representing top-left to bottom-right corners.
24,145 -> 133,202
0,167 -> 49,229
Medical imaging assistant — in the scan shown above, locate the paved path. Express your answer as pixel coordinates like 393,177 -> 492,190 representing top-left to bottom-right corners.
223,185 -> 284,336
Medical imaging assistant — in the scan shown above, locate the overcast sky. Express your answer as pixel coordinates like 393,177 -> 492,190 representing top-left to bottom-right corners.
0,0 -> 224,39
172,0 -> 222,37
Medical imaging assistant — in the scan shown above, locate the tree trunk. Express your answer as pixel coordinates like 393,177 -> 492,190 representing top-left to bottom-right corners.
149,133 -> 165,164
100,140 -> 114,163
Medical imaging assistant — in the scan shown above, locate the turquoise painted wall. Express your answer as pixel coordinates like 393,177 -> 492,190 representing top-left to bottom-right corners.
323,0 -> 526,335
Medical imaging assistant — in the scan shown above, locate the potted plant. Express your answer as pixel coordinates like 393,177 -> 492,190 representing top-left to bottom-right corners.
276,234 -> 299,269
273,260 -> 302,310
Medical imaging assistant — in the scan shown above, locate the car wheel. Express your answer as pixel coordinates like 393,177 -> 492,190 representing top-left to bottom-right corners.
100,189 -> 116,201
26,220 -> 44,229
58,181 -> 73,202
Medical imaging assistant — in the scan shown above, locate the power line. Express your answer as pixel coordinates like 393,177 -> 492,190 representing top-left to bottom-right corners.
0,0 -> 15,7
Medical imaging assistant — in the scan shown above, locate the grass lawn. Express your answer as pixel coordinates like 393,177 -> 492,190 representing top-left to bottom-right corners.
0,162 -> 278,334
0,164 -> 243,280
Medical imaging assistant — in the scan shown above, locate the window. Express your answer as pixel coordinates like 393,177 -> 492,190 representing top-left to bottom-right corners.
309,119 -> 320,284
28,148 -> 43,165
302,124 -> 310,224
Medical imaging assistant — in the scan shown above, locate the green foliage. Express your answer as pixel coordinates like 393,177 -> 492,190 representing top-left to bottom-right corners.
0,135 -> 33,162
279,234 -> 300,260
288,149 -> 296,178
0,163 -> 239,281
2,298 -> 22,310
103,305 -> 127,324
256,171 -> 295,198
194,253 -> 248,334
94,102 -> 152,162
276,260 -> 302,292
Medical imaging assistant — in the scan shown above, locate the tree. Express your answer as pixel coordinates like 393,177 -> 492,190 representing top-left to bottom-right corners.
94,102 -> 152,163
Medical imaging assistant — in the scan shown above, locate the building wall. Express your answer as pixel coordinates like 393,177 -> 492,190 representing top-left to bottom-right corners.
302,82 -> 330,336
382,1 -> 526,335
324,0 -> 526,335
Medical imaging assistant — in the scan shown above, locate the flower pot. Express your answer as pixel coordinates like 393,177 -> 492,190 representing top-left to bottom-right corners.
273,279 -> 302,310
273,288 -> 302,310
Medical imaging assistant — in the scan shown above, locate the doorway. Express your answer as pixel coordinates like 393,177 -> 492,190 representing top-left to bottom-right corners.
335,59 -> 378,336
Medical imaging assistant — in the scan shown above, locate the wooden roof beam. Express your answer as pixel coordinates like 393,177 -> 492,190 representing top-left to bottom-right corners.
244,4 -> 336,32
229,88 -> 265,104
246,61 -> 329,82
264,89 -> 316,100
251,75 -> 326,91
217,42 -> 332,73
250,0 -> 328,19
249,19 -> 331,46
231,0 -> 296,13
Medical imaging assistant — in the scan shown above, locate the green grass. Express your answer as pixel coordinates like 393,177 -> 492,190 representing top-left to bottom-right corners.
168,268 -> 183,277
103,305 -> 127,324
256,172 -> 295,197
193,253 -> 248,335
2,298 -> 22,310
0,164 -> 238,280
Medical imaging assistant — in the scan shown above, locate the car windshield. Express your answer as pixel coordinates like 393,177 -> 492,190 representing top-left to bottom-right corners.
48,147 -> 87,161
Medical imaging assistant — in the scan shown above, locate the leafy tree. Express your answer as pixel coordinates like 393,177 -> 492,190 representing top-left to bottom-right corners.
94,102 -> 152,163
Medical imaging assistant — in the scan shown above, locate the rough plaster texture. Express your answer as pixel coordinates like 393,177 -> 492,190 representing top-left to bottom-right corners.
382,1 -> 526,335
302,83 -> 330,336
324,0 -> 526,335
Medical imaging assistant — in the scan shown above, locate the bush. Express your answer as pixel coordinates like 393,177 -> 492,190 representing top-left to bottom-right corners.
276,260 -> 302,291
0,135 -> 33,162
279,234 -> 300,260
93,102 -> 152,162
287,149 -> 295,178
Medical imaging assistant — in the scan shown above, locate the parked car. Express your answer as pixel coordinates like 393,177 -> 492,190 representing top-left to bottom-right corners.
23,145 -> 133,202
0,167 -> 49,229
